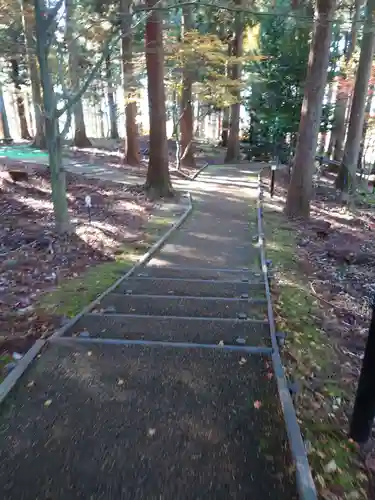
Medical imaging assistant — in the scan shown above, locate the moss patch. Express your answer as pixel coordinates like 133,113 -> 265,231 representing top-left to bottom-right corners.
39,212 -> 179,319
262,205 -> 367,499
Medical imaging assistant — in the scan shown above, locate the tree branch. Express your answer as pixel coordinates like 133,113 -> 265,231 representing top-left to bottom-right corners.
56,0 -> 166,119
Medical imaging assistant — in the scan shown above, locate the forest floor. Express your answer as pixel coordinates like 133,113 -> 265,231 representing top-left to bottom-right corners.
262,167 -> 375,499
0,165 -> 189,379
0,137 -> 220,379
0,137 -> 216,183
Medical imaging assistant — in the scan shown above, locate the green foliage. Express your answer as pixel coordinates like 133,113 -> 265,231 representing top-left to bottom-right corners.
246,13 -> 312,143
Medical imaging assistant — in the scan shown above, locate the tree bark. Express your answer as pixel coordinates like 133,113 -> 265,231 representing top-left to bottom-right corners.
285,0 -> 336,218
358,83 -> 375,168
105,54 -> 119,139
225,0 -> 243,163
330,0 -> 362,161
120,0 -> 140,166
10,58 -> 32,140
0,85 -> 12,143
179,6 -> 195,168
145,0 -> 172,197
65,0 -> 91,148
21,0 -> 46,148
34,0 -> 71,234
335,0 -> 375,194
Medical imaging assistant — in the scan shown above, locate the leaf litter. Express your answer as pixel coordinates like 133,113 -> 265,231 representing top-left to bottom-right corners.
0,163 -> 154,363
262,167 -> 375,499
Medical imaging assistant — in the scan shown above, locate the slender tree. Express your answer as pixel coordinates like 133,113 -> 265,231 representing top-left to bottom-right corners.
225,0 -> 243,163
335,0 -> 375,194
329,0 -> 362,161
65,0 -> 92,147
179,5 -> 195,168
145,0 -> 172,196
21,0 -> 45,148
0,84 -> 12,143
34,0 -> 71,233
9,58 -> 32,140
120,0 -> 140,165
285,0 -> 336,218
105,54 -> 119,139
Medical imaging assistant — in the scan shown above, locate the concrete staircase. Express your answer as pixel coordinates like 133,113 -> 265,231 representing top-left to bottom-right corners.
63,265 -> 270,349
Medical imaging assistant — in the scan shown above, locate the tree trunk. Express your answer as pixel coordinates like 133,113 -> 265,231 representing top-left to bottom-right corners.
21,0 -> 45,148
34,0 -> 71,234
358,83 -> 375,169
105,54 -> 119,139
65,0 -> 91,148
221,107 -> 230,147
330,0 -> 361,161
335,0 -> 375,194
145,0 -> 172,197
10,58 -> 32,140
179,6 -> 195,168
285,0 -> 336,218
0,85 -> 12,143
120,0 -> 140,166
225,0 -> 243,163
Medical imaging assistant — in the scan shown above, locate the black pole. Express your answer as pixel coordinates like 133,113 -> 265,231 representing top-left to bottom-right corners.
270,169 -> 275,197
349,298 -> 375,443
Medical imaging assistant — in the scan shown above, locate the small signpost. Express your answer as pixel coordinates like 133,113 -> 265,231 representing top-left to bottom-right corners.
349,295 -> 375,443
270,161 -> 277,197
85,195 -> 92,223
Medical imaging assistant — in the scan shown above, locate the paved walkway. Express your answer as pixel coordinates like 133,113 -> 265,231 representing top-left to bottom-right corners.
0,164 -> 298,499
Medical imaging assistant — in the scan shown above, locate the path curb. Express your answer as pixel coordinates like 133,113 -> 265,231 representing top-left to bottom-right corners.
256,167 -> 317,500
0,194 -> 193,405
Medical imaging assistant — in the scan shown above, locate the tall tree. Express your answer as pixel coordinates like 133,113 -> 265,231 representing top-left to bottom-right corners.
0,84 -> 12,143
225,0 -> 243,163
120,0 -> 140,165
285,0 -> 336,218
335,0 -> 375,194
105,54 -> 119,139
145,0 -> 172,196
65,0 -> 92,148
329,0 -> 362,161
179,6 -> 195,168
34,0 -> 71,233
21,0 -> 45,148
10,58 -> 32,140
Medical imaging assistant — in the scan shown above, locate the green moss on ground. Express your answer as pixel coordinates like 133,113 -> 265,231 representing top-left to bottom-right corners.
0,353 -> 13,383
262,206 -> 368,499
39,214 -> 175,319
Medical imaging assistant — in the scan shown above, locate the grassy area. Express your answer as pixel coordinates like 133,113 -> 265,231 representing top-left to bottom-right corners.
262,205 -> 368,499
39,214 -> 177,319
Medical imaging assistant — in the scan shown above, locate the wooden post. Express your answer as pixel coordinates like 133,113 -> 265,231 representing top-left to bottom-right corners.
349,298 -> 375,443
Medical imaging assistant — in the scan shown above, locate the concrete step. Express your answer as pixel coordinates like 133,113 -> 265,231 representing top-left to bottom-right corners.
98,293 -> 267,320
0,341 -> 298,500
68,313 -> 270,346
115,277 -> 265,299
133,266 -> 263,281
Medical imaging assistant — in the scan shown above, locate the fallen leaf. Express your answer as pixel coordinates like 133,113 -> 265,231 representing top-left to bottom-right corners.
44,399 -> 52,407
324,459 -> 338,473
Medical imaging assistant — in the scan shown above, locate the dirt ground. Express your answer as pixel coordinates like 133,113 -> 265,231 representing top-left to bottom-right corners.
64,136 -> 210,178
0,167 -> 154,355
262,166 -> 375,499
